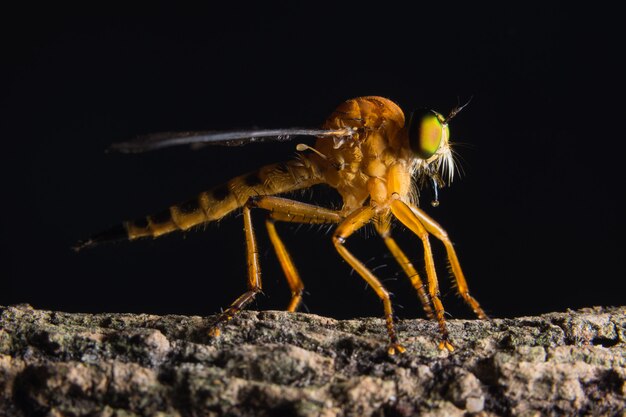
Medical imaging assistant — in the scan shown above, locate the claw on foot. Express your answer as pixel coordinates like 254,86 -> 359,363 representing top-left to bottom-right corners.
477,311 -> 489,320
387,343 -> 407,355
438,339 -> 455,352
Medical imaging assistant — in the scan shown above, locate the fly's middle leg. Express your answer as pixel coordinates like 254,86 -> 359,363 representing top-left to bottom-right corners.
265,219 -> 304,312
390,199 -> 454,352
374,217 -> 435,320
333,207 -> 406,355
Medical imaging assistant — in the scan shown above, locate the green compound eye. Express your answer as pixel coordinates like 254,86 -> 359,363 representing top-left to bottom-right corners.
408,109 -> 447,159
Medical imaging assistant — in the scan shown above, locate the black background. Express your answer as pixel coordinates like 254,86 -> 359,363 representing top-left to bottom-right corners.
2,5 -> 624,321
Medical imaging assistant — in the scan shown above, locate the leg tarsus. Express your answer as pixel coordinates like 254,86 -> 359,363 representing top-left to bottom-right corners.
388,343 -> 407,355
209,288 -> 262,336
438,339 -> 455,352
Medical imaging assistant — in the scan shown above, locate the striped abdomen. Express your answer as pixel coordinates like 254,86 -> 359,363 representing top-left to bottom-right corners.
78,158 -> 321,249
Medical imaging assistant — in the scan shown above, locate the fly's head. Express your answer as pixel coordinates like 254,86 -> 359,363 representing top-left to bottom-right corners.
407,101 -> 468,187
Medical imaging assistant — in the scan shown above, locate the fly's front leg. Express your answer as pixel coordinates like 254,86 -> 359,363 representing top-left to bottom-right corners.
333,207 -> 405,355
209,204 -> 261,337
408,204 -> 488,320
390,199 -> 453,351
254,196 -> 342,312
374,217 -> 434,319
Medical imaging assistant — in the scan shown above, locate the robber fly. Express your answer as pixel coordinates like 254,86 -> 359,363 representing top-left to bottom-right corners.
76,96 -> 487,354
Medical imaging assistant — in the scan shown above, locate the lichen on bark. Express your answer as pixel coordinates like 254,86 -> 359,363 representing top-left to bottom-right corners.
0,305 -> 624,416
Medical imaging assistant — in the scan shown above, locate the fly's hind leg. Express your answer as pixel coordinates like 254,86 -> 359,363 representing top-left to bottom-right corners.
265,219 -> 304,312
259,196 -> 342,311
374,216 -> 434,319
209,204 -> 261,337
210,196 -> 342,335
333,207 -> 405,355
264,196 -> 342,311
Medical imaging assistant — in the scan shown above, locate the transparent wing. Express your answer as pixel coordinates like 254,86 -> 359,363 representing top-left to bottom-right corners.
109,128 -> 355,153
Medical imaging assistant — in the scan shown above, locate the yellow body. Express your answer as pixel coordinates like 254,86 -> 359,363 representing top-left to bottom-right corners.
126,97 -> 417,238
87,96 -> 486,354
125,157 -> 323,238
317,97 -> 412,210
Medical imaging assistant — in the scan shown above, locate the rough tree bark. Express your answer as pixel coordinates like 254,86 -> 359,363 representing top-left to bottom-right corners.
0,304 -> 624,416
